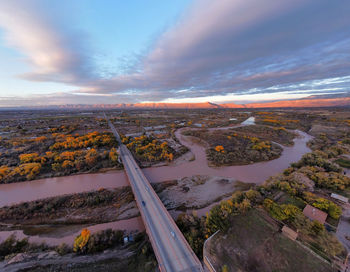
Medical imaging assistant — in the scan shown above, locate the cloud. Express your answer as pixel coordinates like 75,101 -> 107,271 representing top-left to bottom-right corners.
0,0 -> 349,104
86,0 -> 350,101
0,0 -> 95,84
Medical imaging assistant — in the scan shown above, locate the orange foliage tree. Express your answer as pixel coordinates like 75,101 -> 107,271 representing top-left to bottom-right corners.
62,160 -> 75,169
0,166 -> 10,182
85,148 -> 99,166
215,145 -> 225,153
11,163 -> 42,180
19,153 -> 40,164
73,228 -> 91,253
34,136 -> 47,142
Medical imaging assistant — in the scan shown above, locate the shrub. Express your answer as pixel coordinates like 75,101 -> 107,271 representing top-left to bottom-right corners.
293,152 -> 341,173
263,199 -> 301,222
55,243 -> 71,256
310,221 -> 325,235
73,228 -> 124,254
0,235 -> 29,260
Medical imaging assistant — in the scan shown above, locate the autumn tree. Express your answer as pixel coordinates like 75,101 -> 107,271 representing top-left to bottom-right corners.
62,160 -> 75,169
85,149 -> 99,167
51,163 -> 61,172
34,136 -> 47,142
73,228 -> 91,253
215,145 -> 224,153
0,166 -> 10,183
19,153 -> 39,164
109,148 -> 118,163
11,163 -> 42,180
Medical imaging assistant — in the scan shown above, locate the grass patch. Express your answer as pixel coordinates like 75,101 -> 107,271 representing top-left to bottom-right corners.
208,209 -> 336,272
276,194 -> 306,209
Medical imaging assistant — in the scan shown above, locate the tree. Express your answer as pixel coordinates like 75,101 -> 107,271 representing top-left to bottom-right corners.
34,136 -> 47,142
0,166 -> 10,183
60,151 -> 75,162
221,265 -> 229,272
109,148 -> 118,163
62,160 -> 75,169
215,145 -> 224,153
11,163 -> 42,180
310,221 -> 324,235
73,228 -> 91,253
51,163 -> 61,172
19,153 -> 39,164
74,159 -> 85,171
85,149 -> 99,167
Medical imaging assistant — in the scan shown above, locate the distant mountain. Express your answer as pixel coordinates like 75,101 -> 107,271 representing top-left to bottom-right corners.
55,101 -> 224,109
131,102 -> 222,109
243,96 -> 350,108
129,96 -> 350,109
3,94 -> 349,110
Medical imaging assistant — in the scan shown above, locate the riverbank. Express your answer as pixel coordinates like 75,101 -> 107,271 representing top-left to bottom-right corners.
0,123 -> 313,208
0,175 -> 242,246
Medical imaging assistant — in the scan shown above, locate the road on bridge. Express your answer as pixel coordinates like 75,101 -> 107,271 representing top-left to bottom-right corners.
107,116 -> 203,272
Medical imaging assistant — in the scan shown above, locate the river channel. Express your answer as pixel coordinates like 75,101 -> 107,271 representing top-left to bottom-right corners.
0,117 -> 313,245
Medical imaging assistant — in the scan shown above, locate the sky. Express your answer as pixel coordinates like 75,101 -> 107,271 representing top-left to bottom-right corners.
0,0 -> 349,107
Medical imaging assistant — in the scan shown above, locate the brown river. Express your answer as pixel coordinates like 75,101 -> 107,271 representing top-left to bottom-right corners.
0,118 -> 313,245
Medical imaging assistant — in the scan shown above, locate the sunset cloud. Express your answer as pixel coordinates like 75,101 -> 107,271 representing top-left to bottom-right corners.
85,0 -> 350,101
0,0 -> 349,105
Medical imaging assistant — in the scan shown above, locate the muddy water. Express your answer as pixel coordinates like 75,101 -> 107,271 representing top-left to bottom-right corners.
0,217 -> 144,246
0,120 -> 314,245
0,119 -> 312,208
144,129 -> 312,184
0,171 -> 129,207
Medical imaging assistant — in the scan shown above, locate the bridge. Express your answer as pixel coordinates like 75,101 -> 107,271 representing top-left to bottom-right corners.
106,116 -> 203,272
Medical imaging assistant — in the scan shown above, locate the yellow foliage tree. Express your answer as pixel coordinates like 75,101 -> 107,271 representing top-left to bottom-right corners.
85,148 -> 98,166
11,163 -> 42,180
109,148 -> 118,163
60,151 -> 75,161
19,153 -> 40,164
62,160 -> 75,169
0,166 -> 11,182
73,228 -> 91,252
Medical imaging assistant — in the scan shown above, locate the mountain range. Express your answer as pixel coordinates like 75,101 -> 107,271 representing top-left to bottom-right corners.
54,94 -> 350,109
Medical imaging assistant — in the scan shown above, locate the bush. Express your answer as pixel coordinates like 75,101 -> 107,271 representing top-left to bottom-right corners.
176,213 -> 206,257
310,171 -> 350,190
0,234 -> 48,260
86,229 -> 124,253
55,243 -> 71,256
73,228 -> 124,254
293,152 -> 341,172
263,199 -> 301,222
0,235 -> 29,260
310,221 -> 325,235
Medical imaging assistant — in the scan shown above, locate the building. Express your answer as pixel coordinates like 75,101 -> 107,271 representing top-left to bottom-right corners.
281,226 -> 298,241
331,193 -> 348,204
303,204 -> 328,224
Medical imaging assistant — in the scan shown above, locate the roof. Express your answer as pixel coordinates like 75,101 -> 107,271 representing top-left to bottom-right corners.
331,193 -> 348,203
281,226 -> 298,240
303,204 -> 328,224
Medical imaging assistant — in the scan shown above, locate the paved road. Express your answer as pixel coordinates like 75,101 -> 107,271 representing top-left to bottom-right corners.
107,118 -> 203,272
